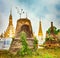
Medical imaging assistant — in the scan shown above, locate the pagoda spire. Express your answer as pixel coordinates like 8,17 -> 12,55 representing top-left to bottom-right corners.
9,9 -> 13,26
38,20 -> 44,48
4,9 -> 15,38
38,21 -> 43,36
51,22 -> 54,33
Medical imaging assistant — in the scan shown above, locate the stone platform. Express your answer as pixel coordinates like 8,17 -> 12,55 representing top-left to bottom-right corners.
9,38 -> 34,54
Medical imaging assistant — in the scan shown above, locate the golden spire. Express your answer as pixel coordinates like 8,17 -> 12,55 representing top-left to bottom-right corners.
38,21 -> 43,36
4,9 -> 15,38
9,9 -> 13,26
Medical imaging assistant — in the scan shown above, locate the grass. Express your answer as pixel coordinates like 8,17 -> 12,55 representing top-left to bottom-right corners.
0,48 -> 60,58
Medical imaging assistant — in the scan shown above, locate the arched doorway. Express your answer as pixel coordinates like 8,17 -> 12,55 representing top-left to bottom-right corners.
20,25 -> 31,38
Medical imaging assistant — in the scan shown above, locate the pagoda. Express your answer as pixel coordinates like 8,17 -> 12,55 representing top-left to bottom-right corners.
4,10 -> 15,38
38,21 -> 43,36
46,22 -> 58,40
45,22 -> 60,48
38,21 -> 44,48
10,16 -> 34,54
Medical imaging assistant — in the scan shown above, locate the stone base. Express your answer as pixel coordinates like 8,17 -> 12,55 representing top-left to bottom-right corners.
9,38 -> 34,54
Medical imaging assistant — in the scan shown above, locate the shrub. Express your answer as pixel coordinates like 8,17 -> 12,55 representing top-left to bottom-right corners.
33,37 -> 38,51
17,31 -> 32,56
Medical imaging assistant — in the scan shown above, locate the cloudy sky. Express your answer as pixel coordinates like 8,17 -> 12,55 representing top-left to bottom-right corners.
0,0 -> 60,37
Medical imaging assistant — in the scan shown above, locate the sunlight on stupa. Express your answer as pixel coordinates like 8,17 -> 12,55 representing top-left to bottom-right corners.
4,10 -> 15,38
38,20 -> 44,48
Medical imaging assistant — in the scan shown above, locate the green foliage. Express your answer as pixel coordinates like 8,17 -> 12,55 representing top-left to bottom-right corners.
47,28 -> 51,35
47,26 -> 60,35
20,31 -> 28,47
45,38 -> 49,41
33,37 -> 38,51
54,28 -> 58,34
46,26 -> 60,42
17,31 -> 32,56
45,36 -> 54,41
57,29 -> 60,32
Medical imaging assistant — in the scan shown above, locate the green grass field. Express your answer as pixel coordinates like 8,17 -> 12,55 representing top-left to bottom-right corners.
0,48 -> 60,58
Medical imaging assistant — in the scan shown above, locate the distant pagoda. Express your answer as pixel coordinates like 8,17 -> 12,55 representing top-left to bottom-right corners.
38,21 -> 44,48
45,22 -> 60,48
4,10 -> 15,38
38,21 -> 43,36
46,22 -> 57,40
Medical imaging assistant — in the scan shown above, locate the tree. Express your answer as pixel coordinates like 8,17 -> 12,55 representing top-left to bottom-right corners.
17,31 -> 32,56
33,37 -> 38,51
